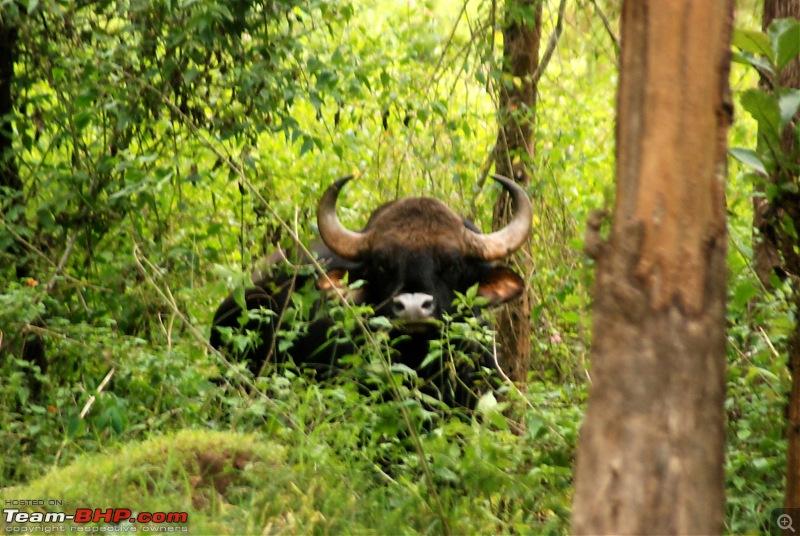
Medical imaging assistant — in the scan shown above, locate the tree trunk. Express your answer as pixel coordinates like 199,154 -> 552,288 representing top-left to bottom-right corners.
491,0 -> 541,383
571,1 -> 733,534
787,294 -> 800,512
0,21 -> 20,193
0,19 -> 27,280
760,0 -> 800,514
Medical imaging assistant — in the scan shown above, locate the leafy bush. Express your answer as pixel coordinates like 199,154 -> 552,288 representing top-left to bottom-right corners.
0,0 -> 793,534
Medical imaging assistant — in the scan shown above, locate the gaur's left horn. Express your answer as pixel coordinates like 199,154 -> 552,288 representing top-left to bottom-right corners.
317,175 -> 367,260
465,174 -> 532,260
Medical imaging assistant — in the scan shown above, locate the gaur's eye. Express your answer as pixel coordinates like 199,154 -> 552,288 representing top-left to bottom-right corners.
439,251 -> 462,272
372,256 -> 391,277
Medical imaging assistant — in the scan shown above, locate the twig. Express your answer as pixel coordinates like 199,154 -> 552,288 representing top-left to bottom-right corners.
759,326 -> 780,359
0,214 -> 108,292
46,231 -> 79,293
130,242 -> 303,431
490,333 -> 535,411
54,367 -> 115,466
589,0 -> 620,55
79,368 -> 115,419
531,0 -> 568,88
24,324 -> 95,351
116,68 -> 452,525
427,0 -> 470,88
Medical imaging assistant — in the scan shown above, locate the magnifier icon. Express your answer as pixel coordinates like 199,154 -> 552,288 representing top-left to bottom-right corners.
778,514 -> 796,533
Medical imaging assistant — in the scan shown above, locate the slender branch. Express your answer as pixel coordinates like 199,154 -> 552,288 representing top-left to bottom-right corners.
427,0 -> 470,87
79,368 -> 115,419
46,231 -> 78,293
0,214 -> 108,292
54,367 -> 115,467
531,0 -> 568,88
589,0 -> 619,55
491,333 -> 535,410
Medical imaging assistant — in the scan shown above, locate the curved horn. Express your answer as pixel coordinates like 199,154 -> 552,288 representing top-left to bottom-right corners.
317,175 -> 366,260
467,174 -> 532,260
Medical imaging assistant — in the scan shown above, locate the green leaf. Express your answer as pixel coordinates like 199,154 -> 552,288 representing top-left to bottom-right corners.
728,147 -> 768,175
766,182 -> 781,202
420,348 -> 442,369
732,280 -> 758,309
299,135 -> 316,156
768,18 -> 800,71
782,211 -> 798,239
487,409 -> 509,430
527,415 -> 546,439
732,28 -> 773,59
390,363 -> 417,378
747,365 -> 779,383
752,457 -> 770,470
778,88 -> 800,128
74,110 -> 93,131
475,391 -> 498,415
559,311 -> 579,324
67,416 -> 86,439
731,50 -> 774,76
740,88 -> 781,149
233,285 -> 246,310
368,316 -> 393,329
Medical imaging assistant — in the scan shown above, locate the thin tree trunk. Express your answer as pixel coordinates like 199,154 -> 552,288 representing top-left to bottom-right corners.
0,14 -> 32,294
788,295 -> 800,511
0,21 -> 20,193
760,0 -> 800,513
572,1 -> 733,534
0,19 -> 27,280
491,0 -> 541,383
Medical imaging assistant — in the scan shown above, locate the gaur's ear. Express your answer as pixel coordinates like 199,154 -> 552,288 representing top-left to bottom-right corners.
317,269 -> 365,303
317,268 -> 348,293
477,266 -> 524,305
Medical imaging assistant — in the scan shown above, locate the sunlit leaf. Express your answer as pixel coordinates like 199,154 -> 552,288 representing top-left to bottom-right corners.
729,147 -> 768,176
778,88 -> 800,127
732,28 -> 773,58
740,88 -> 781,149
768,18 -> 800,71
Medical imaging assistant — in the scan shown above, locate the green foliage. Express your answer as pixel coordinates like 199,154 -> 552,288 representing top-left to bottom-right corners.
724,223 -> 791,533
3,391 -> 579,533
732,18 -> 800,179
0,0 -> 791,533
724,12 -> 799,534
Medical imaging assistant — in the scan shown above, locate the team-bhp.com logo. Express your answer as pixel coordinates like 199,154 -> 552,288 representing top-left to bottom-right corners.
3,506 -> 189,532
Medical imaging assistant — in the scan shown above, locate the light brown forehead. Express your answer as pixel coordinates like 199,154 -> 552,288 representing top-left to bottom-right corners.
362,197 -> 470,253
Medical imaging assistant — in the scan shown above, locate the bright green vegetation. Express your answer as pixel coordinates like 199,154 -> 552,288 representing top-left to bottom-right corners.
0,0 -> 789,533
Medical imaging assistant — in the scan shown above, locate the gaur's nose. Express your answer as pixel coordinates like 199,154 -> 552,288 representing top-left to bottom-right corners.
392,293 -> 435,322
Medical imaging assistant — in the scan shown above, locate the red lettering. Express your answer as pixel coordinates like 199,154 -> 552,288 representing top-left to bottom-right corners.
73,507 -> 187,525
74,509 -> 92,523
94,508 -> 114,522
168,512 -> 188,523
113,509 -> 132,523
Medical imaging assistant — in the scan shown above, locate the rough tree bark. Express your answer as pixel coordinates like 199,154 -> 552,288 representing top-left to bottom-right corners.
491,0 -> 541,383
571,1 -> 733,534
759,0 -> 800,514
